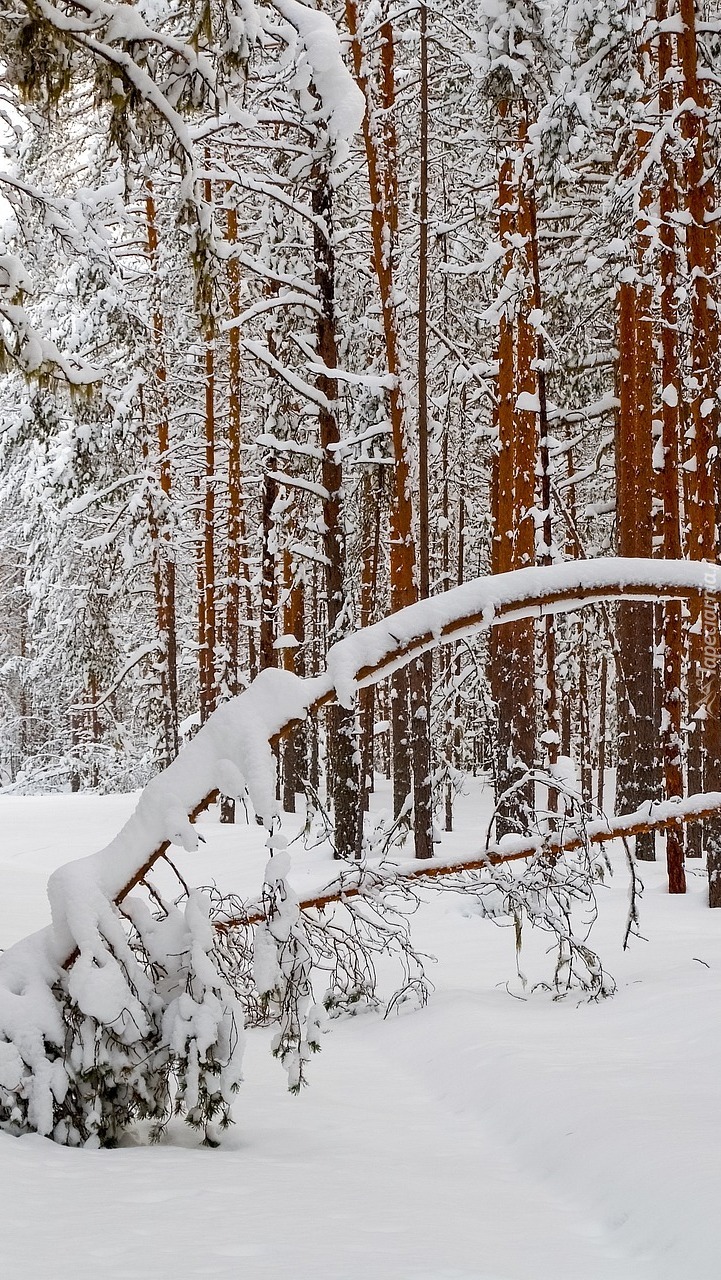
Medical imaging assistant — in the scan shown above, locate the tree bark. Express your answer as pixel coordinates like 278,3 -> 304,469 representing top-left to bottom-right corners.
658,5 -> 685,892
225,194 -> 256,689
411,0 -> 434,861
490,105 -> 536,839
313,156 -> 358,860
678,0 -> 721,899
143,187 -> 178,765
345,0 -> 426,849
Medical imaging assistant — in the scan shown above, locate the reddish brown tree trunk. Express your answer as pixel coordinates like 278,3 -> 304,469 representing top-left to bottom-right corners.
658,6 -> 686,892
614,83 -> 658,861
490,108 -> 536,839
345,0 -> 428,852
678,0 -> 721,899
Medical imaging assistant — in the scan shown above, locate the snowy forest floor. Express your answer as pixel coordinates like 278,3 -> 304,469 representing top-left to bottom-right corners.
1,780 -> 720,1280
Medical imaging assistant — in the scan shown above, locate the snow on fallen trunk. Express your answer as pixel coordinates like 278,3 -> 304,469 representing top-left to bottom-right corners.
0,558 -> 719,1145
325,556 -> 721,706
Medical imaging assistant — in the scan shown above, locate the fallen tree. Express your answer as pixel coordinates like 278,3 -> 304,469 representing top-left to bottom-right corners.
228,787 -> 721,928
1,557 -> 720,1146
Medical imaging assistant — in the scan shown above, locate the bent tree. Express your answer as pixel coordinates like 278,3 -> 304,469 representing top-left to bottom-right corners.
2,558 -> 721,1147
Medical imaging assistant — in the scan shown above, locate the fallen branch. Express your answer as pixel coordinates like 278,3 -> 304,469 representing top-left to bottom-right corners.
221,790 -> 721,928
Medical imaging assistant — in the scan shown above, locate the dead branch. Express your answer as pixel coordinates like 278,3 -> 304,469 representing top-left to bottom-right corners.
217,790 -> 721,929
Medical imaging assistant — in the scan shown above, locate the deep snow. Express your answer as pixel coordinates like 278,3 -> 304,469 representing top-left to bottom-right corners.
1,782 -> 720,1279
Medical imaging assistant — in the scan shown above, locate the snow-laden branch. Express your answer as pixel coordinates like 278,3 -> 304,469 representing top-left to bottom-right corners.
0,299 -> 101,384
2,558 -> 720,1141
270,0 -> 365,148
242,339 -> 332,409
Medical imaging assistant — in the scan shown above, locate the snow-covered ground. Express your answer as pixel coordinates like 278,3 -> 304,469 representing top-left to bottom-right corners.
1,782 -> 720,1279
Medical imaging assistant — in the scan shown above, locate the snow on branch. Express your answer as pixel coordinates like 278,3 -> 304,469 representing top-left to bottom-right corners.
242,338 -> 333,409
270,0 -> 365,149
1,558 -> 720,1144
0,298 -> 101,384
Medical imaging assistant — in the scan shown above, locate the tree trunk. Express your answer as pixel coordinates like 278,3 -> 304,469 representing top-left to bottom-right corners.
346,0 -> 425,849
523,158 -> 559,813
411,0 -> 434,861
358,469 -> 382,838
225,194 -> 256,689
259,464 -> 278,674
281,549 -> 304,814
143,187 -> 178,765
200,170 -> 217,725
313,156 -> 358,860
615,270 -> 656,860
490,108 -> 536,839
658,6 -> 685,892
678,0 -> 721,899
